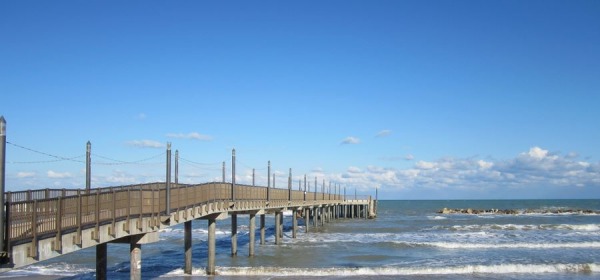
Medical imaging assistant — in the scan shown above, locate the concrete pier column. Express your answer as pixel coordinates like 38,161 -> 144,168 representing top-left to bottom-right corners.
320,207 -> 325,226
304,209 -> 310,233
260,214 -> 265,245
275,212 -> 282,245
184,221 -> 192,274
313,208 -> 318,228
249,213 -> 256,256
130,241 -> 142,280
231,214 -> 237,256
207,218 -> 216,275
96,243 -> 107,280
279,213 -> 284,239
292,210 -> 297,238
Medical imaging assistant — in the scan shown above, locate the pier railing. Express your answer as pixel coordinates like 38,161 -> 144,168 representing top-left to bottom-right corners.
5,182 -> 360,247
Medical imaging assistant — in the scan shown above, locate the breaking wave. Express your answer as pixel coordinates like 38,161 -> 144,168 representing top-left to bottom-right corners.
162,263 -> 599,277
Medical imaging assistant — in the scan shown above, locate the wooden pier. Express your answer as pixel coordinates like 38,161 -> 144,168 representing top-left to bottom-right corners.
0,116 -> 377,279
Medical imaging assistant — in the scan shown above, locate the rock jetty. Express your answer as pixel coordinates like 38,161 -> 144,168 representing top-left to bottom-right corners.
438,208 -> 600,215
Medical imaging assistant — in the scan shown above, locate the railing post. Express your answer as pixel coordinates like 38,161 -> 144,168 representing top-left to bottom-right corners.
231,149 -> 235,201
75,192 -> 82,245
86,141 -> 91,194
165,142 -> 171,215
54,196 -> 63,251
94,191 -> 100,241
0,116 -> 6,258
30,200 -> 38,258
111,188 -> 116,236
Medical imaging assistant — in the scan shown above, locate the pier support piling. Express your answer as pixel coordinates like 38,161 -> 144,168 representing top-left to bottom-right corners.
96,243 -> 107,280
275,212 -> 282,245
304,209 -> 310,233
207,218 -> 216,275
231,214 -> 237,256
260,214 -> 265,245
130,241 -> 141,280
292,210 -> 297,238
184,221 -> 192,274
249,214 -> 256,256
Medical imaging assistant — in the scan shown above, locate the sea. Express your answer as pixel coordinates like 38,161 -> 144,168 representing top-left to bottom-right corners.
1,199 -> 599,279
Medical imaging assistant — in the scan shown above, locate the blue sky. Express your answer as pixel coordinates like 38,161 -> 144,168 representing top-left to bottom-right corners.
1,1 -> 599,199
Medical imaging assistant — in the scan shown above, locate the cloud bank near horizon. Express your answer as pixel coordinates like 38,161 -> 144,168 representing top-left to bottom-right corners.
332,147 -> 600,197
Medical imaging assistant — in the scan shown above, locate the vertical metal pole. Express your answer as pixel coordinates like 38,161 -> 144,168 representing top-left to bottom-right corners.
231,149 -> 235,201
0,117 -> 6,256
314,177 -> 317,200
288,168 -> 292,201
222,161 -> 225,182
267,161 -> 270,201
252,168 -> 255,186
175,150 -> 179,185
329,181 -> 331,200
322,179 -> 325,200
303,174 -> 307,201
165,142 -> 171,215
85,140 -> 91,193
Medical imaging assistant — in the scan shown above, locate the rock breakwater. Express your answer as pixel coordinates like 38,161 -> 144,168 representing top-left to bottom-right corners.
438,208 -> 600,215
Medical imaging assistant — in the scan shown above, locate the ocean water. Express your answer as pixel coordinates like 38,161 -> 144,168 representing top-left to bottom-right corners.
2,200 -> 600,279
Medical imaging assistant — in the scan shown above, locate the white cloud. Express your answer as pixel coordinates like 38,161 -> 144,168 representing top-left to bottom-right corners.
376,130 -> 391,137
126,140 -> 164,149
16,172 -> 36,178
415,161 -> 437,170
526,146 -> 550,159
341,136 -> 360,145
405,154 -> 415,161
166,132 -> 213,141
477,160 -> 494,169
47,170 -> 73,179
330,146 -> 600,196
347,166 -> 362,173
